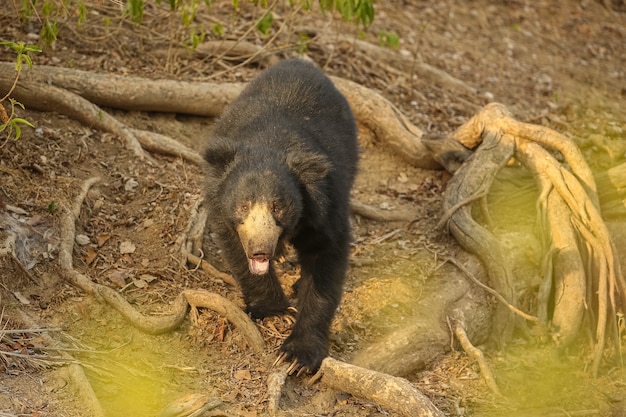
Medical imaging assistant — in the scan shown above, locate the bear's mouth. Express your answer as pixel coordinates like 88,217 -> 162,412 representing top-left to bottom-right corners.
248,257 -> 270,275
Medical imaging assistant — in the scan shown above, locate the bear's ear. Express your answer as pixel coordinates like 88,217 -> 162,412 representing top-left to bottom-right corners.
286,151 -> 332,186
203,136 -> 237,175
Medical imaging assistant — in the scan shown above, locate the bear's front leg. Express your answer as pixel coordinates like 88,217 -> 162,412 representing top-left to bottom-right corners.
278,248 -> 348,373
237,265 -> 290,319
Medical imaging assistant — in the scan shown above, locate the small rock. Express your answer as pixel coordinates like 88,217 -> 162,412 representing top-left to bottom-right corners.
120,240 -> 136,254
75,234 -> 91,245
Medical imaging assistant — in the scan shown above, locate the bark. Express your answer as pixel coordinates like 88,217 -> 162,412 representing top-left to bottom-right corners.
442,131 -> 517,347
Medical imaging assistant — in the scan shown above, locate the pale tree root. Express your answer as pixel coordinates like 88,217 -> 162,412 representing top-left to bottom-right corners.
453,320 -> 501,397
352,253 -> 492,377
177,197 -> 237,286
444,103 -> 626,375
442,130 -> 518,348
58,177 -> 264,352
177,194 -> 416,289
267,359 -> 447,417
266,365 -> 288,417
156,394 -> 223,417
1,76 -> 147,160
0,62 -> 442,169
310,358 -> 445,417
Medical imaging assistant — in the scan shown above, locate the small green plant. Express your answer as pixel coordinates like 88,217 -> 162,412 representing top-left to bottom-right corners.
315,0 -> 375,28
185,27 -> 207,49
256,11 -> 274,35
378,30 -> 399,49
0,99 -> 34,142
48,200 -> 59,214
125,0 -> 146,23
0,41 -> 41,145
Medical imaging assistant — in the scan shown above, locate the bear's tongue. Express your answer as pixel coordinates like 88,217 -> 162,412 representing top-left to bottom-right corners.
248,257 -> 269,275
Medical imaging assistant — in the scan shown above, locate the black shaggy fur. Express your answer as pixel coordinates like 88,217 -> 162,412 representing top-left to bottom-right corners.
203,58 -> 358,372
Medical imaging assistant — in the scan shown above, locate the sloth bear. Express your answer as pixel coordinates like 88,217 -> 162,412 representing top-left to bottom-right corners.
203,58 -> 358,373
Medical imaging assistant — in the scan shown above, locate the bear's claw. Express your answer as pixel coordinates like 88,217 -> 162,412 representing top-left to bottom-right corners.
273,352 -> 311,376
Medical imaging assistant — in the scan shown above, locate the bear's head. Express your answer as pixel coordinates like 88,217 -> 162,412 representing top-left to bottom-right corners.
204,137 -> 331,275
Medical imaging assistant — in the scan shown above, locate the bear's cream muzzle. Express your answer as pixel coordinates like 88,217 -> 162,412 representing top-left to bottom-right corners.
236,203 -> 282,275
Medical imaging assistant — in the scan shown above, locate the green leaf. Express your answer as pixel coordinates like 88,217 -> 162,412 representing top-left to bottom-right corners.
13,125 -> 22,140
12,118 -> 35,128
126,0 -> 145,23
212,23 -> 224,36
379,30 -> 399,49
24,45 -> 42,53
78,0 -> 88,25
256,11 -> 273,35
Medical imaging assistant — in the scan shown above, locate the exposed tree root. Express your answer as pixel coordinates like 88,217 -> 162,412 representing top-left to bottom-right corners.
350,200 -> 417,222
0,73 -> 147,160
453,320 -> 501,397
156,394 -> 223,417
58,177 -> 264,352
442,130 -> 518,348
299,29 -> 478,98
266,364 -> 288,416
178,197 -> 237,286
0,62 -> 443,169
187,40 -> 281,68
443,103 -> 625,375
310,357 -> 445,417
329,76 -> 439,169
352,254 -> 492,377
130,129 -> 206,166
0,62 -> 240,117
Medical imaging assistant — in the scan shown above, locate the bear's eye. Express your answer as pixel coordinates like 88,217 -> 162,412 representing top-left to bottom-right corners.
239,204 -> 249,213
271,201 -> 282,215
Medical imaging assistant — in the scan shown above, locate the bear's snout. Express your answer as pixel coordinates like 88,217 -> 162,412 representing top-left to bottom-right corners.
236,203 -> 282,275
